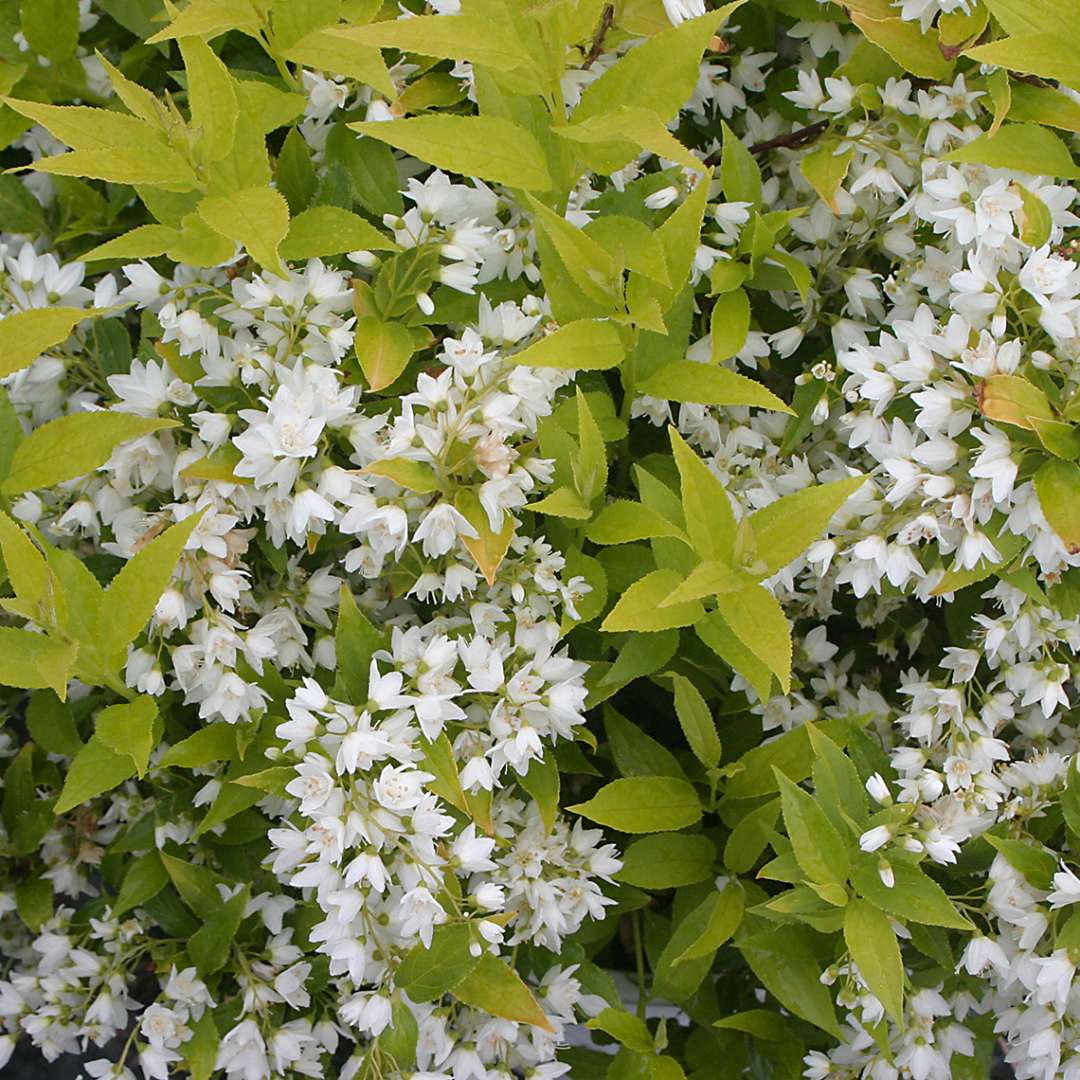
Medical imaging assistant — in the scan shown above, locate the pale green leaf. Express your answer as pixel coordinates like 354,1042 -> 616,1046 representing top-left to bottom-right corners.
451,954 -> 554,1032
349,115 -> 552,191
586,500 -> 688,545
720,120 -> 761,207
556,105 -> 702,173
637,361 -> 792,412
747,475 -> 866,575
673,883 -> 744,962
775,769 -> 850,888
100,512 -> 205,661
283,28 -> 394,97
198,187 -> 290,276
670,673 -> 721,768
280,205 -> 395,260
1035,459 -> 1080,553
601,568 -> 705,632
54,736 -> 136,814
94,696 -> 158,778
0,306 -> 105,379
355,315 -> 414,391
569,775 -> 702,832
944,122 -> 1080,178
0,629 -> 76,699
179,35 -> 239,166
146,0 -> 261,43
508,319 -> 624,371
669,425 -> 736,562
1,413 -> 178,495
800,143 -> 853,213
715,585 -> 792,693
710,287 -> 750,362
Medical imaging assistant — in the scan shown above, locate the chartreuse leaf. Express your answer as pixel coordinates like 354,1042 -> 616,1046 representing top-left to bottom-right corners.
94,696 -> 158,778
710,288 -> 750,362
160,724 -> 238,769
26,692 -> 81,758
945,123 -> 1080,177
1017,184 -> 1053,248
1035,459 -> 1080,553
281,206 -> 395,260
282,29 -> 394,98
747,475 -> 866,575
3,99 -> 198,188
525,195 -> 619,307
350,116 -> 552,191
327,14 -> 535,73
100,512 -> 205,663
847,2 -> 953,79
146,0 -> 261,42
844,900 -> 904,1022
601,569 -> 705,632
556,105 -> 702,173
569,776 -> 702,832
715,586 -> 792,693
669,426 -> 736,562
508,319 -> 624,371
2,413 -> 179,495
0,306 -> 105,379
81,226 -> 178,263
800,143 -> 854,213
456,488 -> 516,586
451,954 -> 554,1032
355,315 -> 414,392
966,33 -> 1080,87
573,6 -> 745,127
396,923 -> 479,1001
659,560 -> 755,607
0,630 -> 77,699
774,769 -> 850,890
587,500 -> 688,545
808,724 -> 868,832
637,361 -> 792,413
0,509 -> 55,623
573,387 -> 607,505
670,674 -> 721,769
198,188 -> 290,276
179,36 -> 238,166
616,833 -> 716,889
55,736 -> 136,814
695,609 -> 773,702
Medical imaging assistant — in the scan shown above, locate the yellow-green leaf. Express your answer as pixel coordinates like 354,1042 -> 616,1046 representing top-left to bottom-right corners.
509,319 -> 624,371
198,187 -> 290,276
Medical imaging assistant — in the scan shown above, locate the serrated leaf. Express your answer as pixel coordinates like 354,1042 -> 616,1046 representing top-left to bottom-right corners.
669,426 -> 736,562
198,187 -> 290,276
715,586 -> 792,693
509,319 -> 624,371
99,512 -> 205,662
850,854 -> 973,929
355,314 -> 414,391
944,122 -> 1080,178
775,769 -> 850,889
670,673 -> 721,768
586,500 -> 688,545
844,901 -> 903,1026
451,954 -> 554,1031
568,776 -> 702,832
146,0 -> 261,43
0,306 -> 105,379
747,475 -> 866,575
55,736 -> 137,814
1035,459 -> 1080,553
281,205 -> 395,260
601,568 -> 705,632
2,412 -> 178,495
720,121 -> 761,207
180,35 -> 238,166
283,29 -> 398,98
350,115 -> 552,191
334,585 -> 386,704
95,696 -> 158,778
710,287 -> 750,362
673,883 -> 744,963
615,833 -> 716,889
113,850 -> 168,917
0,629 -> 77,699
637,361 -> 792,412
160,724 -> 238,769
557,105 -> 702,173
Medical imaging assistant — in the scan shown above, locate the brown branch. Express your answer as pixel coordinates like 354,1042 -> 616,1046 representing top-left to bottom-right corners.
582,3 -> 614,69
747,120 -> 828,155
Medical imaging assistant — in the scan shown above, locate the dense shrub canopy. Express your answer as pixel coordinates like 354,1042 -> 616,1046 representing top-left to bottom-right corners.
2,0 -> 1080,1078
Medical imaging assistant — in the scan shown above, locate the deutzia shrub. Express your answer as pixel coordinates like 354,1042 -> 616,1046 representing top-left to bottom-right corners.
2,0 -> 1080,1078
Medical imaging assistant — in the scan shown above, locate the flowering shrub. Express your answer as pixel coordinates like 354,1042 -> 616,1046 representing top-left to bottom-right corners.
3,0 -> 1080,1077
